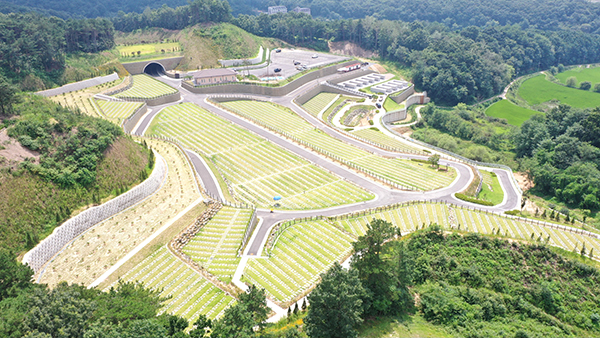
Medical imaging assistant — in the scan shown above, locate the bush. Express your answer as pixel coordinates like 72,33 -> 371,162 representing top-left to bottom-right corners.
368,120 -> 374,125
455,193 -> 495,206
594,83 -> 600,93
580,81 -> 592,90
504,210 -> 520,216
566,76 -> 577,87
370,127 -> 379,131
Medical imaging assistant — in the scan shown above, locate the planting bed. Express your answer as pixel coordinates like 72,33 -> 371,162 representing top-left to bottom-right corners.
301,92 -> 339,116
220,100 -> 455,191
148,103 -> 373,209
108,246 -> 235,322
39,139 -> 201,287
115,74 -> 178,99
183,207 -> 252,284
242,220 -> 354,304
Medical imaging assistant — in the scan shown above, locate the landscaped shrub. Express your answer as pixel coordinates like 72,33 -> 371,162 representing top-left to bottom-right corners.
455,193 -> 494,206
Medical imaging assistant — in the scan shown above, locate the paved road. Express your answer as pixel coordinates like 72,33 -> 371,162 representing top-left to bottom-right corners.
139,74 -> 521,255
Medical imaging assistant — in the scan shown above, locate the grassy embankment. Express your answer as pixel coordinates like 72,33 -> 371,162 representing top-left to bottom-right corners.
484,99 -> 540,126
518,74 -> 600,108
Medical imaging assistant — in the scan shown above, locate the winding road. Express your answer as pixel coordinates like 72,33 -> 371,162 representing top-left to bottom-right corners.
133,73 -> 521,256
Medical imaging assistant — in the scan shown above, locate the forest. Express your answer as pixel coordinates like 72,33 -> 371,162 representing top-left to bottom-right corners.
303,222 -> 600,338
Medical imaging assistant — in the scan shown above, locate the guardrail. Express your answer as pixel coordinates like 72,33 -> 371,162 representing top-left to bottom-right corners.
238,208 -> 258,256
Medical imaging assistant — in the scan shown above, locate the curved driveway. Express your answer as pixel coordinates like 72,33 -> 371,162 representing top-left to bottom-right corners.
136,74 -> 521,255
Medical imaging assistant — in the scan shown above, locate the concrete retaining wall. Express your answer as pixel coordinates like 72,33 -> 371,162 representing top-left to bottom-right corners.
122,57 -> 184,75
119,91 -> 181,106
123,103 -> 148,133
295,83 -> 363,105
219,46 -> 265,67
37,73 -> 119,97
328,69 -> 376,85
182,60 -> 360,96
23,152 -> 167,274
390,85 -> 415,104
382,91 -> 429,123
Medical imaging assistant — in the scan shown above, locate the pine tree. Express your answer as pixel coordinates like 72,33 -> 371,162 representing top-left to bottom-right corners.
590,248 -> 594,260
302,298 -> 307,311
542,210 -> 547,218
287,307 -> 291,318
293,303 -> 299,315
550,210 -> 555,218
581,243 -> 587,257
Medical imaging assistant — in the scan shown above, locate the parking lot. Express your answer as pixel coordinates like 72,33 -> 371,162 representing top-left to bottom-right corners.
248,48 -> 347,80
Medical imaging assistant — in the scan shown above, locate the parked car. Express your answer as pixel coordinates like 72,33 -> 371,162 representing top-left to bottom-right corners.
376,103 -> 382,109
275,49 -> 282,53
293,60 -> 301,65
312,54 -> 318,58
378,97 -> 383,102
274,68 -> 282,73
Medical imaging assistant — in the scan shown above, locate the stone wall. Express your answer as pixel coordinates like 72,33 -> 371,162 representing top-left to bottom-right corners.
122,57 -> 184,75
123,103 -> 148,133
119,91 -> 181,106
22,152 -> 168,274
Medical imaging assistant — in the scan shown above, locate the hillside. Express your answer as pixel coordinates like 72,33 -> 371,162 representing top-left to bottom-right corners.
0,95 -> 151,254
115,23 -> 279,70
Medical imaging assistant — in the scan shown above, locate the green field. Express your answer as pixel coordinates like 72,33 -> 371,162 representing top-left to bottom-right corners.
518,74 -> 600,108
96,100 -> 144,121
477,170 -> 504,205
110,246 -> 236,322
148,103 -> 374,209
301,92 -> 339,116
484,99 -> 540,126
351,128 -> 420,151
220,100 -> 455,191
555,66 -> 600,87
117,42 -> 181,59
115,74 -> 178,99
183,207 -> 252,284
242,220 -> 354,303
383,96 -> 403,111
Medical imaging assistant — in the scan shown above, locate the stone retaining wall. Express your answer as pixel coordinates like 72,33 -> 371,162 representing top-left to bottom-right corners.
36,73 -> 119,97
23,152 -> 168,273
123,103 -> 148,133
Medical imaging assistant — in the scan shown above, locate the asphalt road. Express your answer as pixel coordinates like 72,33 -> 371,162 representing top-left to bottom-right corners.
138,74 -> 521,256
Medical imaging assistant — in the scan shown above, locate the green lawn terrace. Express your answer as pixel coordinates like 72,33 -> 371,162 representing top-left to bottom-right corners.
183,207 -> 252,284
220,100 -> 455,191
518,74 -> 600,108
337,201 -> 600,256
96,99 -> 144,121
350,128 -> 421,152
242,220 -> 354,305
301,92 -> 339,116
484,99 -> 540,126
108,246 -> 236,324
148,103 -> 374,209
115,74 -> 178,99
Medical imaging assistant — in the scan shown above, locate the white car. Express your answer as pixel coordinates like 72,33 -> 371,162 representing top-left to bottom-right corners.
312,54 -> 318,58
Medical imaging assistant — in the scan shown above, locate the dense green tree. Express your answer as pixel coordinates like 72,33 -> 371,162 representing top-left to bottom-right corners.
580,81 -> 592,90
305,263 -> 367,338
0,250 -> 34,302
566,76 -> 577,87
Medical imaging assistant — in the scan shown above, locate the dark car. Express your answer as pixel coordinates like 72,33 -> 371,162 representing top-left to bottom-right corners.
293,60 -> 301,65
376,103 -> 382,109
274,68 -> 282,73
275,49 -> 282,53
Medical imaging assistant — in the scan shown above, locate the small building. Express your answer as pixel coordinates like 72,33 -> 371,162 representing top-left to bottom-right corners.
268,6 -> 287,15
293,6 -> 311,15
337,63 -> 361,73
192,69 -> 237,86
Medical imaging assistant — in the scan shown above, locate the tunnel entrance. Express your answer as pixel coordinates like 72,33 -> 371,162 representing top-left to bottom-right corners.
143,62 -> 165,76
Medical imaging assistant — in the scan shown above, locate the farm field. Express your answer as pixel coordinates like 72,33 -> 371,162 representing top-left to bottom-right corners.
485,99 -> 541,126
117,42 -> 181,59
555,66 -> 600,87
96,100 -> 144,121
148,103 -> 374,209
109,246 -> 235,322
301,92 -> 339,116
350,128 -> 420,151
242,220 -> 354,304
115,74 -> 178,99
477,170 -> 504,205
220,100 -> 455,191
183,207 -> 252,284
518,74 -> 600,108
39,139 -> 201,287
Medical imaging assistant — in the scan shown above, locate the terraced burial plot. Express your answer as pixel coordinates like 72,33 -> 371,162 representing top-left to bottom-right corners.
301,92 -> 339,116
183,207 -> 252,284
109,246 -> 235,322
115,74 -> 178,99
39,139 -> 201,287
338,202 -> 450,236
49,79 -> 123,118
96,99 -> 144,121
242,220 -> 354,304
220,100 -> 455,191
148,103 -> 373,209
351,128 -> 420,151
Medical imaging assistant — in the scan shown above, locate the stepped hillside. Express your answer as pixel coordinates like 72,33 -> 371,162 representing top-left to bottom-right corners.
0,95 -> 151,255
